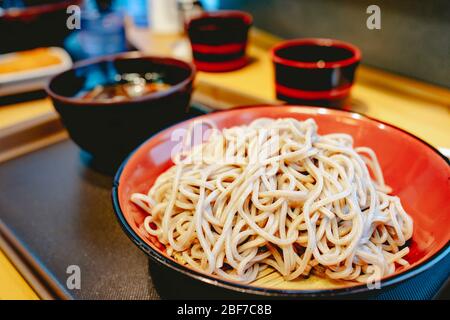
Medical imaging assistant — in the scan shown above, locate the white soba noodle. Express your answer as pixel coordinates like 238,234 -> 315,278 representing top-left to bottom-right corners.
131,118 -> 413,284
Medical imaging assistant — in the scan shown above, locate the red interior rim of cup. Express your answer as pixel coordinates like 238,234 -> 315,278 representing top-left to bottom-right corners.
271,38 -> 362,69
187,10 -> 253,28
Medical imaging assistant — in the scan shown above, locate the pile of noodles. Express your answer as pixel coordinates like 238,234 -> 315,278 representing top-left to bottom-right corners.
131,118 -> 413,284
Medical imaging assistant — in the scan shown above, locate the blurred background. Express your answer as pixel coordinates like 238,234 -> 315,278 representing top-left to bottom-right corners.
1,0 -> 448,87
220,0 -> 450,88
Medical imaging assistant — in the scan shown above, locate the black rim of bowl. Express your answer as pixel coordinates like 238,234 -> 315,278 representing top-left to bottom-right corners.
112,105 -> 450,297
46,51 -> 196,107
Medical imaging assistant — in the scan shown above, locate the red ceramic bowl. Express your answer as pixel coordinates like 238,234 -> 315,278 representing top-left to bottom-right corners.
186,10 -> 253,72
271,39 -> 361,108
113,105 -> 449,298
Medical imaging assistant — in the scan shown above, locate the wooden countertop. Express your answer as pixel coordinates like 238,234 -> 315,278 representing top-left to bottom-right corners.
0,27 -> 449,300
1,30 -> 449,146
0,251 -> 39,300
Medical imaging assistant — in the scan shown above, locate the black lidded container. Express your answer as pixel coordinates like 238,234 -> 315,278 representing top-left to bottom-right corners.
0,0 -> 82,54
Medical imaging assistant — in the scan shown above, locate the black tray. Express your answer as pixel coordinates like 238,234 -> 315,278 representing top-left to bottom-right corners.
0,107 -> 448,300
0,105 -> 210,300
0,140 -> 160,299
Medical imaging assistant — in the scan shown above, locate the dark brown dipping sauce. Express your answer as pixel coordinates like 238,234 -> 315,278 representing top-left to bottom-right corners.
79,72 -> 172,102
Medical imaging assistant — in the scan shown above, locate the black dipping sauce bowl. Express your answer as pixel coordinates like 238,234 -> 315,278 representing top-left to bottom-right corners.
271,38 -> 361,108
187,10 -> 253,72
47,53 -> 195,172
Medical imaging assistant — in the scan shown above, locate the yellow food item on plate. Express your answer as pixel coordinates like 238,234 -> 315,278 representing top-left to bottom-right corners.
0,48 -> 62,74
